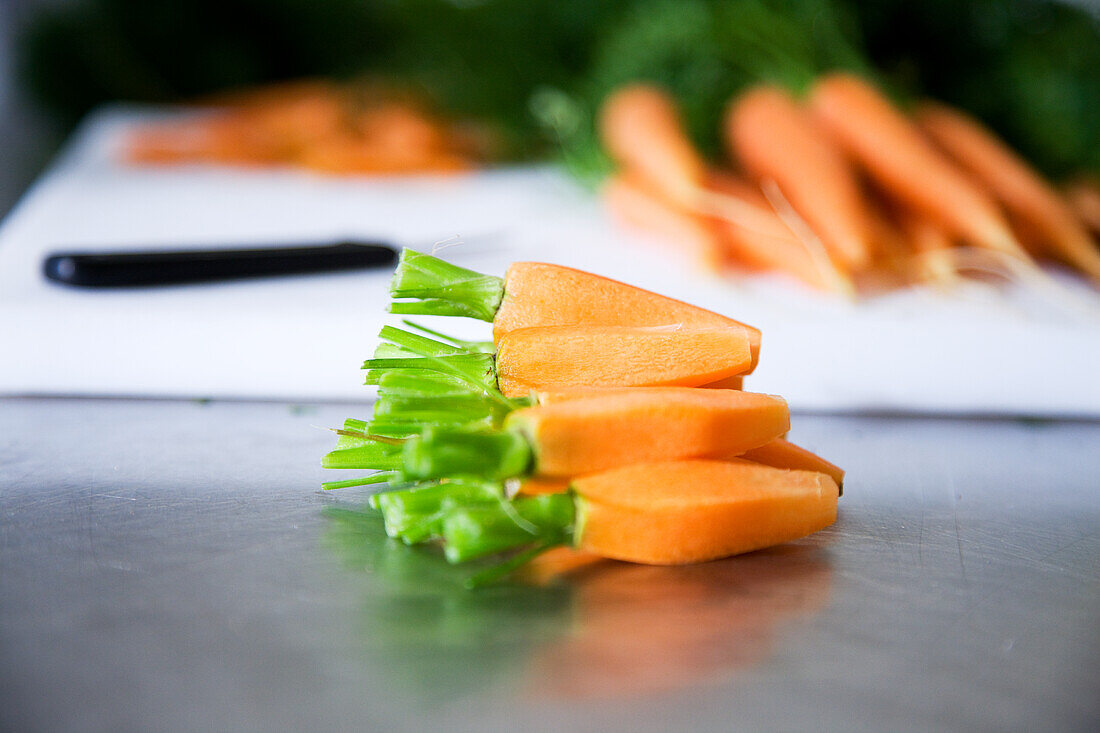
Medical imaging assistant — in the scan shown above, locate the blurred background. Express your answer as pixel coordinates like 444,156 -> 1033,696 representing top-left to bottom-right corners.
1,0 -> 1099,411
3,0 -> 1100,215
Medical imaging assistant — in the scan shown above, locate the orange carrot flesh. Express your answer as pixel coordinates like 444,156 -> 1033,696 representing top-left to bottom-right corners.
493,262 -> 762,372
506,388 -> 789,477
809,73 -> 1024,260
602,173 -> 728,271
702,375 -> 744,390
573,459 -> 838,564
740,438 -> 845,490
726,85 -> 873,270
511,476 -> 572,497
916,102 -> 1100,284
495,325 -> 753,398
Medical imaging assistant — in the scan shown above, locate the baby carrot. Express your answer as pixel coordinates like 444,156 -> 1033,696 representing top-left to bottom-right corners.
393,387 -> 789,481
366,322 -> 754,400
387,249 -> 762,371
573,460 -> 839,564
384,460 -> 839,570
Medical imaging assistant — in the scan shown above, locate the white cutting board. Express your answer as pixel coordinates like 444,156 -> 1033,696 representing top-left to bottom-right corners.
2,105 -> 1099,416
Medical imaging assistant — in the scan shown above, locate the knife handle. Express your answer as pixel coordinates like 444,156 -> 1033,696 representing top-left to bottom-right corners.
43,241 -> 397,287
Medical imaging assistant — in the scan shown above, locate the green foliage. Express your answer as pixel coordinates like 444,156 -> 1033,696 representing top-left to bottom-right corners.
21,0 -> 1099,175
856,0 -> 1100,178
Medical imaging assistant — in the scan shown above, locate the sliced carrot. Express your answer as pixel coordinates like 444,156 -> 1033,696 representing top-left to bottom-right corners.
506,388 -> 789,477
495,325 -> 753,398
493,262 -> 762,371
726,85 -> 873,270
740,438 -> 845,490
916,102 -> 1100,284
602,172 -> 727,271
573,459 -> 838,564
809,73 -> 1025,260
702,375 -> 743,390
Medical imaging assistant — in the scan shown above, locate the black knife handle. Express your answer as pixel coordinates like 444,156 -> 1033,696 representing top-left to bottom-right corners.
43,241 -> 397,287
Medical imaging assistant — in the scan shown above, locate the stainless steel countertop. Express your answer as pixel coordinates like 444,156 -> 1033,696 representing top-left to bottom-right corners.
2,398 -> 1098,732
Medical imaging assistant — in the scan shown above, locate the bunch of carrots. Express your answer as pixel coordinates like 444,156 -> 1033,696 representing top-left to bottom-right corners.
322,249 -> 843,586
601,73 -> 1100,295
126,80 -> 490,175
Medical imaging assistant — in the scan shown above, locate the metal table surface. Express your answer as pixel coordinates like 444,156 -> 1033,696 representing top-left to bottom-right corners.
2,397 -> 1098,732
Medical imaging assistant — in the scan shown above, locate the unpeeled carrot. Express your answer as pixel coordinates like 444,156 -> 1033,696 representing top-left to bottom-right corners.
808,73 -> 1026,261
573,459 -> 839,564
916,102 -> 1100,284
725,85 -> 873,270
599,84 -> 708,211
599,84 -> 806,239
602,172 -> 727,271
507,387 -> 789,477
495,325 -> 753,398
1064,178 -> 1100,234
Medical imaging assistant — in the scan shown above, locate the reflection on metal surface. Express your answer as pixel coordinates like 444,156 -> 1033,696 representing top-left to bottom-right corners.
323,506 -> 576,702
324,505 -> 833,702
524,544 -> 833,698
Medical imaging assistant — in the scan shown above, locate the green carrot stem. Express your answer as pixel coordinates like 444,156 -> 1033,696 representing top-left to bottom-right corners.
363,354 -> 495,388
375,480 -> 503,541
322,442 -> 405,470
373,370 -> 481,398
401,320 -> 495,354
322,473 -> 396,491
378,324 -> 467,358
388,249 -> 504,323
442,494 -> 574,563
400,427 -> 533,482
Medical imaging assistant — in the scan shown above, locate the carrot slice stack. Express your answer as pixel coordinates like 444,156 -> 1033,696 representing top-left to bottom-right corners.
324,249 -> 844,585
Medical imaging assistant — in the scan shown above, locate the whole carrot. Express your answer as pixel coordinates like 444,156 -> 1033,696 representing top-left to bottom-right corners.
725,85 -> 872,270
598,84 -> 800,239
916,102 -> 1100,284
808,73 -> 1026,261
